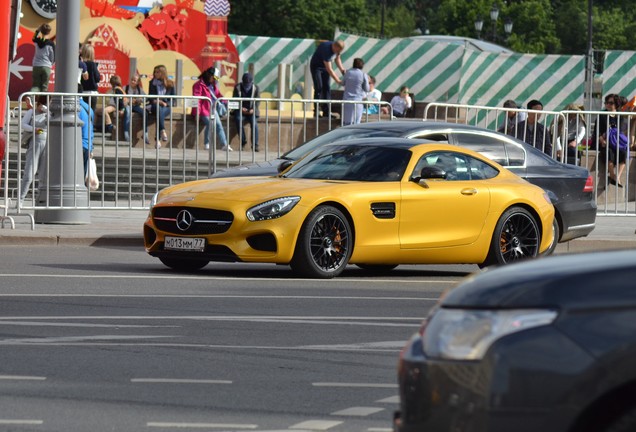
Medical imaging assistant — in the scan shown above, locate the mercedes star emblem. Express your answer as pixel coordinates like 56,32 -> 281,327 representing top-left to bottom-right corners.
176,210 -> 194,231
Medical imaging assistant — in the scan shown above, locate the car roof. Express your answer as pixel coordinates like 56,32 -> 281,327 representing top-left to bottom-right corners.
441,250 -> 636,309
321,136 -> 439,150
339,120 -> 506,136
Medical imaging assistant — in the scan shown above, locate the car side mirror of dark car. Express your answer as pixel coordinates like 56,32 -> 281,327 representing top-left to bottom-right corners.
278,160 -> 293,173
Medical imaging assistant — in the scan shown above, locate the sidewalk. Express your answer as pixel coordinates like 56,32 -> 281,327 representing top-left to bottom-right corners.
0,209 -> 635,254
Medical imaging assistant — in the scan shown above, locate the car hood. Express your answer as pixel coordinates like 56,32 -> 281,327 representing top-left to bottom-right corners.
210,159 -> 284,178
156,176 -> 354,205
441,250 -> 636,310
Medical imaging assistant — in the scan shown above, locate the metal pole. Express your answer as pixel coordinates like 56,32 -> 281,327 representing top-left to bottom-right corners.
35,0 -> 90,224
586,0 -> 594,111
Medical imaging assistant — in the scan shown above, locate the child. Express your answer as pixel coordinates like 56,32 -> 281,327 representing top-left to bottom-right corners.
19,95 -> 49,205
96,75 -> 127,140
390,86 -> 412,118
31,24 -> 55,93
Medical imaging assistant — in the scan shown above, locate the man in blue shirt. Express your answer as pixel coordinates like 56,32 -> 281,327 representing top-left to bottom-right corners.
78,98 -> 94,175
310,40 -> 345,117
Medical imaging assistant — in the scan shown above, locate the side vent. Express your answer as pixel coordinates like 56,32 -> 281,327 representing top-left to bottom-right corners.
370,202 -> 396,219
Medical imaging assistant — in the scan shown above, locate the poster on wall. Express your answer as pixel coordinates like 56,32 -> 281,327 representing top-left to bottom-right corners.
9,0 -> 238,100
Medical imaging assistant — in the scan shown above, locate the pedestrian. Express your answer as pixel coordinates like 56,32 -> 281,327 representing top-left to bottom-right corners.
390,86 -> 412,118
123,74 -> 146,142
510,99 -> 553,156
80,44 -> 101,113
232,72 -> 260,151
96,75 -> 126,140
363,75 -> 383,115
498,99 -> 526,134
78,43 -> 88,92
78,97 -> 94,177
191,67 -> 231,151
592,93 -> 629,187
341,58 -> 369,126
147,64 -> 175,148
19,95 -> 49,206
554,103 -> 586,165
31,23 -> 55,93
310,40 -> 345,117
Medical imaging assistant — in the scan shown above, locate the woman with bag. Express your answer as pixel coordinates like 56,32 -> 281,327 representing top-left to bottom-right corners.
592,94 -> 629,187
191,67 -> 231,151
123,74 -> 146,142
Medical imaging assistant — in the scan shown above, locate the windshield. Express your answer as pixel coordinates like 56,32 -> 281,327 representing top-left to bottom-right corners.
283,144 -> 411,181
283,128 -> 403,161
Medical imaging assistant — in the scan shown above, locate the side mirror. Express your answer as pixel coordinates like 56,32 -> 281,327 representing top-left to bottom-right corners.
420,166 -> 447,180
277,160 -> 293,173
411,166 -> 446,187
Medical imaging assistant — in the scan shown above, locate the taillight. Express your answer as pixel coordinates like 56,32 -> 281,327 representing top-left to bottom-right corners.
583,175 -> 594,193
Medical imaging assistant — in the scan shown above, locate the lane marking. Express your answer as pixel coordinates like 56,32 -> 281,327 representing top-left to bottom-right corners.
376,395 -> 399,404
0,294 -> 440,301
0,342 -> 404,352
0,315 -> 424,322
331,407 -> 384,416
0,335 -> 174,344
313,383 -> 398,389
0,321 -> 177,328
368,428 -> 393,431
147,422 -> 257,429
0,420 -> 43,425
288,420 -> 342,430
132,379 -> 232,384
0,274 -> 460,284
0,375 -> 46,381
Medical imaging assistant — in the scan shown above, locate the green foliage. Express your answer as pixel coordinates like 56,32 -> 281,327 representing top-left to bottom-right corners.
227,0 -> 636,54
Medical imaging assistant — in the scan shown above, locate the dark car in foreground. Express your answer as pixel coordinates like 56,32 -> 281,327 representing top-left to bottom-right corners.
395,249 -> 636,432
212,121 -> 596,254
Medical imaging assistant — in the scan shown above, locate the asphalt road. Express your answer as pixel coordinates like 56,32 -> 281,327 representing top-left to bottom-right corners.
0,246 -> 473,432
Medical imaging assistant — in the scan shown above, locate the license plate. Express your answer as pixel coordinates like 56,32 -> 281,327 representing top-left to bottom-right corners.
164,236 -> 206,252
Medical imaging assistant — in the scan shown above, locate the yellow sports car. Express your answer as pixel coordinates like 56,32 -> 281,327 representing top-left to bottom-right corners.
144,139 -> 554,278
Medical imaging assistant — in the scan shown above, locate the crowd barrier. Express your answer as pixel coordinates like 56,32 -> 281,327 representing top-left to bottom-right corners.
4,94 -> 635,230
0,91 -> 391,228
425,102 -> 636,216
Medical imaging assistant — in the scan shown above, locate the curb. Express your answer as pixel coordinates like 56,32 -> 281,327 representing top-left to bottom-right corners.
0,234 -> 144,247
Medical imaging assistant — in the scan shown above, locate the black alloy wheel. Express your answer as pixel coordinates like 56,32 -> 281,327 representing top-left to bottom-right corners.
291,205 -> 353,278
482,206 -> 540,267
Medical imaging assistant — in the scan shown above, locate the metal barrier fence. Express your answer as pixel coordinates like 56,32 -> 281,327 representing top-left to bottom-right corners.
425,102 -> 636,216
1,91 -> 391,228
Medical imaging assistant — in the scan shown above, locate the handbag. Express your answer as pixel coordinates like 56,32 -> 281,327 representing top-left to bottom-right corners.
216,102 -> 227,117
85,158 -> 100,191
608,126 -> 629,151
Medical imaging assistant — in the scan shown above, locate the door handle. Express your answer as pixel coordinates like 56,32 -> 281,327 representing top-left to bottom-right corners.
461,188 -> 478,196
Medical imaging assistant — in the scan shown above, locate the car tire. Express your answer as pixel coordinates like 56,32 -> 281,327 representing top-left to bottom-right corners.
356,264 -> 398,273
542,218 -> 560,256
159,257 -> 209,272
290,205 -> 353,279
482,206 -> 540,267
604,407 -> 636,432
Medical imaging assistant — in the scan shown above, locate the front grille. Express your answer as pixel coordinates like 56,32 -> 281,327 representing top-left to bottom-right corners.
153,206 -> 234,235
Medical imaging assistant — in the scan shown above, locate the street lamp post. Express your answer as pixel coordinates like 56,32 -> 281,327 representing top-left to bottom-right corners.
490,4 -> 499,41
474,16 -> 484,40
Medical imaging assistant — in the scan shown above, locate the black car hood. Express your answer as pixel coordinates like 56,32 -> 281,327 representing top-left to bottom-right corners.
442,250 -> 636,310
210,159 -> 284,178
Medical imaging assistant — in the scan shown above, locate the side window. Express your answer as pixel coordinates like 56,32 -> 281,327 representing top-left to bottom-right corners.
411,132 -> 448,142
453,133 -> 508,166
412,151 -> 472,181
504,141 -> 526,166
467,156 -> 499,180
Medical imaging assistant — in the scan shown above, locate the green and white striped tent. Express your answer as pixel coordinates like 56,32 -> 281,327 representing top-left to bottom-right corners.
602,50 -> 636,99
233,31 -> 589,112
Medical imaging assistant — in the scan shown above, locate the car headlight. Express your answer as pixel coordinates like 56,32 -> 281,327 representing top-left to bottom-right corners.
246,196 -> 301,221
422,308 -> 557,360
149,192 -> 159,209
